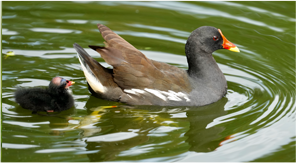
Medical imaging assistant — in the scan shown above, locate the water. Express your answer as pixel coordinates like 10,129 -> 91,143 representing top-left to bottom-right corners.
2,1 -> 295,162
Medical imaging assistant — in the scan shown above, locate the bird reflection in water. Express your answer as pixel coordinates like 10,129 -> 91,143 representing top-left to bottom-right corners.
79,96 -> 235,161
16,95 -> 235,161
185,97 -> 230,152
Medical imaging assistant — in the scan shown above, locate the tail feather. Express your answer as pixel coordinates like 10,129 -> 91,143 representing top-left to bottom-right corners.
89,45 -> 105,51
73,43 -> 124,101
74,43 -> 107,94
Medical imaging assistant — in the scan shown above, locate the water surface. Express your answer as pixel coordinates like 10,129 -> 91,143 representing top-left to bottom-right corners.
2,1 -> 295,162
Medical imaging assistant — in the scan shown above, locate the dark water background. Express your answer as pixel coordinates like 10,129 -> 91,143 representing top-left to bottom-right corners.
2,1 -> 295,162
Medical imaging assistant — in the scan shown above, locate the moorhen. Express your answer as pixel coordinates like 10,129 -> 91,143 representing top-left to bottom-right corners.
74,24 -> 239,106
15,77 -> 75,113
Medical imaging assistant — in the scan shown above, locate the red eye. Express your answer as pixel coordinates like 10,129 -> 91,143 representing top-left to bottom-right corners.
213,36 -> 219,41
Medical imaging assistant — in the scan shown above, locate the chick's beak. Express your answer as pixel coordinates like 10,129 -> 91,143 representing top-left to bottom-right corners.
218,29 -> 240,52
66,80 -> 75,87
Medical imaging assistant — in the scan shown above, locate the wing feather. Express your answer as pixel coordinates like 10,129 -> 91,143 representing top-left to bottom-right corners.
90,24 -> 192,93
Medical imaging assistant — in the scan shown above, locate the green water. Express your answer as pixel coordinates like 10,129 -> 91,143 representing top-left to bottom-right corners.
2,1 -> 295,162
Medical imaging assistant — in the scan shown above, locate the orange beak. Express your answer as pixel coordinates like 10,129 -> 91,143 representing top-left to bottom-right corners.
218,29 -> 240,52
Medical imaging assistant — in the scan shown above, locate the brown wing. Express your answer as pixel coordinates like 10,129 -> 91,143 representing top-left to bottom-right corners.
90,24 -> 192,93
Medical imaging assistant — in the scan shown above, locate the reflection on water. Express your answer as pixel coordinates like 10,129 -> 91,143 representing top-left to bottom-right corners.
68,96 -> 228,161
185,98 -> 228,153
2,1 -> 295,162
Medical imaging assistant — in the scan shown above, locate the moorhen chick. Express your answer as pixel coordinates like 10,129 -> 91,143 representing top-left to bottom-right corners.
15,77 -> 75,113
74,24 -> 240,106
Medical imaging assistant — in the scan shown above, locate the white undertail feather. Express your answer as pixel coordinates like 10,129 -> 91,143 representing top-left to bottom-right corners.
77,53 -> 107,93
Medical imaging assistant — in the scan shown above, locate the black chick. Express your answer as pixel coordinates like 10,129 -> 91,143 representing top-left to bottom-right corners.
15,77 -> 75,113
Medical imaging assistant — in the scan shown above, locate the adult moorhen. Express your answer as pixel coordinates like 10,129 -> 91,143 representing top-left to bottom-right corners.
74,24 -> 239,106
15,77 -> 75,113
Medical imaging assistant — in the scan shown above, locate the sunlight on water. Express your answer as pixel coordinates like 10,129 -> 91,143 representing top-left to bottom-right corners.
30,28 -> 82,34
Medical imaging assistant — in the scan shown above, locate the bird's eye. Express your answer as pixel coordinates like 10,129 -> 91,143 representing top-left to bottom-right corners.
213,36 -> 219,41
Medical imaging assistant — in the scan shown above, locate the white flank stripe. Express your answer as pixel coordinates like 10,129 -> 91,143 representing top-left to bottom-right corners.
124,89 -> 137,95
124,88 -> 191,102
170,91 -> 191,102
161,91 -> 182,101
124,89 -> 145,95
133,89 -> 146,94
184,96 -> 191,102
77,54 -> 106,93
144,88 -> 167,101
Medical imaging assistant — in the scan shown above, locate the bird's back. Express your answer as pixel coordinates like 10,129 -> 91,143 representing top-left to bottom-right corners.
15,87 -> 74,112
15,87 -> 52,112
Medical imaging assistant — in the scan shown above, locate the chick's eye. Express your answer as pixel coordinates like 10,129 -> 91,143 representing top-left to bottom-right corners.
213,36 -> 219,41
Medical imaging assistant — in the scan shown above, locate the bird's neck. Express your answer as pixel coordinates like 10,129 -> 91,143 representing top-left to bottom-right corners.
49,85 -> 68,95
186,45 -> 227,93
